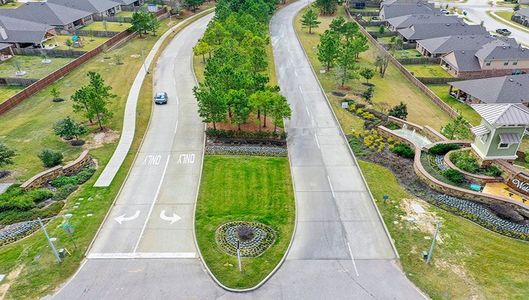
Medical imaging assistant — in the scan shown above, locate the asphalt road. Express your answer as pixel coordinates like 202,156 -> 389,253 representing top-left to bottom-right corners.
53,13 -> 225,299
438,0 -> 529,45
251,1 -> 425,298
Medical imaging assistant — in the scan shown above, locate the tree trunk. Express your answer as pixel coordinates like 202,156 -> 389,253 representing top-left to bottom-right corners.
238,123 -> 241,131
257,109 -> 261,119
202,54 -> 205,64
213,122 -> 216,130
97,113 -> 103,131
263,111 -> 267,128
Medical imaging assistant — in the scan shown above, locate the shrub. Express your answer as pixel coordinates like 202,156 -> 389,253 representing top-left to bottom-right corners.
428,143 -> 461,155
388,102 -> 408,120
391,143 -> 415,159
50,176 -> 78,188
442,169 -> 464,184
485,165 -> 502,177
38,149 -> 63,168
0,187 -> 52,212
51,184 -> 78,201
76,167 -> 96,184
450,151 -> 479,173
205,129 -> 286,140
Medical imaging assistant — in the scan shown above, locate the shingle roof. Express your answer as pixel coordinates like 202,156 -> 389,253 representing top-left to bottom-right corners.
0,14 -> 53,44
398,23 -> 488,40
475,43 -> 529,61
111,0 -> 137,5
380,2 -> 438,19
449,74 -> 529,104
443,50 -> 481,71
417,34 -> 513,55
381,0 -> 430,7
48,0 -> 120,14
0,2 -> 92,26
386,14 -> 462,29
472,103 -> 529,126
516,8 -> 529,18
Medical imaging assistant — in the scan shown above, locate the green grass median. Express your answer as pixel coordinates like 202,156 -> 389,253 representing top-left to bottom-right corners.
195,155 -> 295,289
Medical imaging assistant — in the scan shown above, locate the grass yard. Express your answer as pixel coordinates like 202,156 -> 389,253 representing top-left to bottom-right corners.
116,11 -> 134,18
0,1 -> 23,9
295,6 -> 452,131
404,64 -> 452,78
43,35 -> 110,51
0,56 -> 74,79
0,8 -> 214,299
488,10 -> 529,35
359,160 -> 529,299
195,155 -> 295,289
377,36 -> 395,44
394,49 -> 422,59
0,85 -> 23,104
427,84 -> 481,126
82,21 -> 131,32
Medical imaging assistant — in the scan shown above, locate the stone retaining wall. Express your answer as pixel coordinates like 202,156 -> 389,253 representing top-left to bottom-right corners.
21,150 -> 91,190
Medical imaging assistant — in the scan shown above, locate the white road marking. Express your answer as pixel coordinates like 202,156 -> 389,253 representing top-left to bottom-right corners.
305,106 -> 311,116
294,69 -> 298,77
88,252 -> 197,259
327,175 -> 335,198
133,154 -> 171,252
298,85 -> 303,94
314,133 -> 320,149
177,153 -> 195,164
347,242 -> 360,277
159,210 -> 181,224
174,119 -> 179,134
114,210 -> 140,224
143,154 -> 161,166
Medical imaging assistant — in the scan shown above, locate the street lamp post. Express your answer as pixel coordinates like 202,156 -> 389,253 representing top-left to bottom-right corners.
425,221 -> 441,264
38,218 -> 62,263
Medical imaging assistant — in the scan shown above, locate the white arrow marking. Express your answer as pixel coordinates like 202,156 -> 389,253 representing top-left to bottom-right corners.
114,210 -> 140,224
159,210 -> 181,224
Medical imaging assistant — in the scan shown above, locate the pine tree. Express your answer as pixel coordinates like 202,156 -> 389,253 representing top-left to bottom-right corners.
301,8 -> 320,34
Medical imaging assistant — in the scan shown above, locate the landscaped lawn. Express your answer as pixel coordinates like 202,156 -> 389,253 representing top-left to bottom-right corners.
0,56 -> 74,79
43,35 -> 110,51
195,155 -> 295,289
377,36 -> 395,44
295,6 -> 452,131
81,21 -> 131,32
359,160 -> 529,299
0,1 -> 23,9
404,64 -> 452,78
116,11 -> 134,18
394,49 -> 422,59
0,85 -> 23,104
427,84 -> 481,126
0,8 -> 214,299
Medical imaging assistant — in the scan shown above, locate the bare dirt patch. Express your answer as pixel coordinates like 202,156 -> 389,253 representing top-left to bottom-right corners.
435,258 -> 482,299
84,130 -> 120,150
400,198 -> 444,243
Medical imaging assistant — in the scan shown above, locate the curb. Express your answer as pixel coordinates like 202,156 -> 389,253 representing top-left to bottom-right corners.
192,3 -> 299,293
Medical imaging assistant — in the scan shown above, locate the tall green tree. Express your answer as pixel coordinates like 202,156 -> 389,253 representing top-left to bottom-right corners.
335,40 -> 358,87
131,11 -> 152,37
315,0 -> 338,15
317,31 -> 339,71
0,143 -> 15,170
270,93 -> 291,132
53,117 -> 88,142
147,13 -> 160,36
193,84 -> 227,130
301,8 -> 320,34
359,68 -> 374,84
184,0 -> 204,12
72,72 -> 116,130
442,116 -> 471,140
229,89 -> 251,130
194,40 -> 211,63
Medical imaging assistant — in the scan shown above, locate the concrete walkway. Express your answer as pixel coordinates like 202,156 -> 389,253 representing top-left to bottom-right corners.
94,9 -> 213,187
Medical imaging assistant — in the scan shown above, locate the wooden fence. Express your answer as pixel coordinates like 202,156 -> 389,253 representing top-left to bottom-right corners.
75,30 -> 120,38
349,9 -> 459,118
0,30 -> 133,115
93,15 -> 133,23
397,57 -> 440,64
13,48 -> 86,58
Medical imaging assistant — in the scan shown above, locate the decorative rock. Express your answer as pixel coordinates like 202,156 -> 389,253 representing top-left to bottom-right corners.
215,221 -> 276,257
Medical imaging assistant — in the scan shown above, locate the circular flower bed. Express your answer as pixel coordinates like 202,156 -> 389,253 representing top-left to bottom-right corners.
215,221 -> 276,257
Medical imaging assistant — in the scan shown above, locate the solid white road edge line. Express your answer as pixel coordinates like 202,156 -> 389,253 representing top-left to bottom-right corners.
133,154 -> 171,252
326,175 -> 336,198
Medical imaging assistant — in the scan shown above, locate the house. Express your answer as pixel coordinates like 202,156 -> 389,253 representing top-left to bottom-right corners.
48,0 -> 122,17
380,0 -> 429,7
398,23 -> 487,43
379,2 -> 438,20
112,0 -> 144,9
0,2 -> 94,33
0,15 -> 56,48
448,74 -> 529,106
385,14 -> 462,31
441,44 -> 529,78
470,103 -> 529,161
417,34 -> 515,57
512,8 -> 529,27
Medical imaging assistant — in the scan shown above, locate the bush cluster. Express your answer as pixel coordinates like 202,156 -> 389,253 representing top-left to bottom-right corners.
450,151 -> 480,173
391,143 -> 415,159
0,186 -> 53,212
206,129 -> 286,140
428,143 -> 461,155
442,169 -> 464,184
38,149 -> 63,168
50,167 -> 96,187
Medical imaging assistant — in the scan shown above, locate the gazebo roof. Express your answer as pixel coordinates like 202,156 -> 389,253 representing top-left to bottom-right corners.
472,103 -> 529,126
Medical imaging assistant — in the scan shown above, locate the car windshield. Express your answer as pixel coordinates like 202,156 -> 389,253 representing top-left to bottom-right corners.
155,93 -> 165,99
